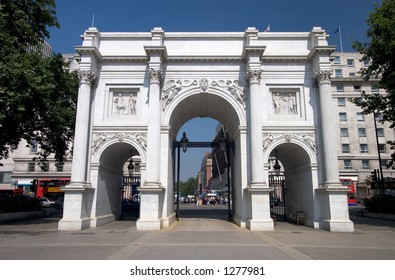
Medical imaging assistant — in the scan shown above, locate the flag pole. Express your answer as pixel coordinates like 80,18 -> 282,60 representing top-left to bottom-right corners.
338,25 -> 343,52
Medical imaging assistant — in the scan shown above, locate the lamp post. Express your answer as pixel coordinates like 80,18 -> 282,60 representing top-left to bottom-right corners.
373,112 -> 385,196
273,150 -> 281,176
176,132 -> 189,220
180,132 -> 189,153
219,136 -> 232,218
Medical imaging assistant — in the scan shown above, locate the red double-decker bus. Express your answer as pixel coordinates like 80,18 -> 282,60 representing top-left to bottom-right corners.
34,178 -> 70,199
340,178 -> 358,206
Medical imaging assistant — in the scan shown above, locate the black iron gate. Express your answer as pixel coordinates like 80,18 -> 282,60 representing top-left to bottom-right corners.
121,175 -> 140,220
269,174 -> 286,221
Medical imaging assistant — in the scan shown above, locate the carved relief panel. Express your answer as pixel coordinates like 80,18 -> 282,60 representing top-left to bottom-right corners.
269,87 -> 304,119
105,87 -> 140,118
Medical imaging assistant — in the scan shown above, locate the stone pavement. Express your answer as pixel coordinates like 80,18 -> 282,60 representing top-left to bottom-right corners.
0,205 -> 394,260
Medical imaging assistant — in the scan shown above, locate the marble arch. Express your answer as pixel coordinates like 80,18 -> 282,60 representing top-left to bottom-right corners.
58,26 -> 354,232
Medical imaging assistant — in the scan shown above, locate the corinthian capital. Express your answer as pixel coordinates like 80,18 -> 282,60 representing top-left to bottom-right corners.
247,70 -> 263,86
78,70 -> 96,85
314,70 -> 332,85
148,68 -> 163,84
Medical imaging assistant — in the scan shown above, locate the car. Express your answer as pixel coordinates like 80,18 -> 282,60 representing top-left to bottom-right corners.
38,197 -> 55,208
54,198 -> 64,209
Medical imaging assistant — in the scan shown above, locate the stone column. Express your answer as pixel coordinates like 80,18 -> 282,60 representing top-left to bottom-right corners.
247,70 -> 265,186
71,70 -> 96,184
314,70 -> 354,232
58,70 -> 96,231
145,68 -> 162,186
245,70 -> 274,231
136,68 -> 165,230
315,70 -> 340,186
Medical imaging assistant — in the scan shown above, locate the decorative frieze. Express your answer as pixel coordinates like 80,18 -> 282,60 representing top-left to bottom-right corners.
263,132 -> 317,154
113,92 -> 137,115
91,132 -> 147,155
161,78 -> 246,110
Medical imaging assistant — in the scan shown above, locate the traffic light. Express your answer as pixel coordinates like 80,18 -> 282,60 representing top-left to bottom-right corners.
371,170 -> 378,182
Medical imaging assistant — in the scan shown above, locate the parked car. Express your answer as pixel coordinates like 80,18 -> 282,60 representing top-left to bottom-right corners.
54,198 -> 64,210
39,197 -> 55,208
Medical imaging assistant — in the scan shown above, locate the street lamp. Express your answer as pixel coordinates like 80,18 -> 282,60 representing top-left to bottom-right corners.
273,149 -> 281,176
127,158 -> 134,177
219,136 -> 227,152
180,132 -> 189,153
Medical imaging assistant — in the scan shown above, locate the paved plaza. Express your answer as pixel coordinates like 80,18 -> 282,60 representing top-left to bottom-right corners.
0,205 -> 394,260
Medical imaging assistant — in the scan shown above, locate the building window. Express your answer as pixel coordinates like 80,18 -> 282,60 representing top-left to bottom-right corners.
336,85 -> 344,92
335,69 -> 343,77
30,141 -> 38,154
376,128 -> 384,137
344,160 -> 352,169
337,97 -> 346,106
342,144 -> 350,153
339,112 -> 347,121
381,160 -> 389,169
360,144 -> 369,153
358,128 -> 366,137
349,72 -> 356,77
363,59 -> 370,68
56,162 -> 64,172
28,163 -> 35,172
42,163 -> 49,172
333,56 -> 341,64
356,112 -> 365,121
353,85 -> 361,91
362,159 -> 370,169
371,84 -> 379,92
340,128 -> 349,137
375,113 -> 383,121
347,59 -> 354,66
379,144 -> 386,153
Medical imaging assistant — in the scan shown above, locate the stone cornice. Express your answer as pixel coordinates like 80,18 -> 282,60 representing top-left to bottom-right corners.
144,45 -> 168,61
307,45 -> 336,61
75,46 -> 102,60
242,46 -> 266,61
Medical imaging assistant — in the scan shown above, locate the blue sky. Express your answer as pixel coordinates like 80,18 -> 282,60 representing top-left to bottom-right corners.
48,0 -> 381,180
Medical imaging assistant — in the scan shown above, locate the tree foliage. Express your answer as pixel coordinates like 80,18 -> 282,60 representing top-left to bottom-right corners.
352,0 -> 395,162
178,176 -> 198,196
0,0 -> 79,166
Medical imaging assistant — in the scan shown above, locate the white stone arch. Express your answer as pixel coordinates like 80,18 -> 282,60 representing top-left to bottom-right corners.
88,135 -> 147,228
92,136 -> 147,164
159,81 -> 249,228
264,135 -> 319,228
162,83 -> 247,137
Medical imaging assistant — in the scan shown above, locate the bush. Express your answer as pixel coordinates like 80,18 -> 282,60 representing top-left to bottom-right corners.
363,195 -> 395,214
0,196 -> 41,213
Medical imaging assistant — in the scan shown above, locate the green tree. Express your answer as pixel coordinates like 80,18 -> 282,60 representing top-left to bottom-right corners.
179,176 -> 198,196
0,0 -> 79,166
352,0 -> 395,164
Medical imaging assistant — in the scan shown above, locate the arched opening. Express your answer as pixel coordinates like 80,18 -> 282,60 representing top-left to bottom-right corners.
164,88 -> 245,225
93,141 -> 142,226
268,143 -> 315,224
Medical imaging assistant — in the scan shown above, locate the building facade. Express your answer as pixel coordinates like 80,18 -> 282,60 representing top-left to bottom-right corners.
56,26 -> 356,232
331,52 -> 395,198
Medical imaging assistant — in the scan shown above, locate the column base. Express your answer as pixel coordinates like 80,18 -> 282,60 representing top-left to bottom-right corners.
58,218 -> 91,231
319,220 -> 354,232
246,219 -> 274,231
136,219 -> 162,230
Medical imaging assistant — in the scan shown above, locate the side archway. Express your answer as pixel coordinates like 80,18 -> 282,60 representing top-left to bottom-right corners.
89,137 -> 146,227
265,137 -> 318,227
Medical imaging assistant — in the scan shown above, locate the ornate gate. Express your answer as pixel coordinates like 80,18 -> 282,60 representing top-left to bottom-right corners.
269,174 -> 287,221
121,175 -> 140,220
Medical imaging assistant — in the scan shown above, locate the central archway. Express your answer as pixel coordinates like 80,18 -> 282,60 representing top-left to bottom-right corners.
162,86 -> 248,227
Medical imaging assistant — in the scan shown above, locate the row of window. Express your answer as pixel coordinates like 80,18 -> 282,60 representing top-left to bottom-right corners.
28,162 -> 64,172
333,56 -> 369,67
340,127 -> 385,137
342,159 -> 389,170
336,85 -> 378,93
341,143 -> 387,153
